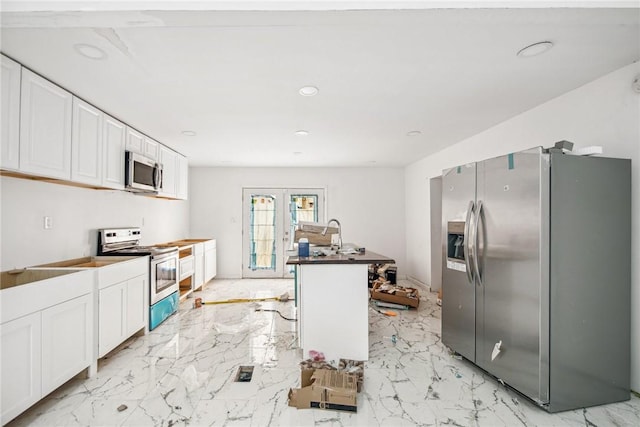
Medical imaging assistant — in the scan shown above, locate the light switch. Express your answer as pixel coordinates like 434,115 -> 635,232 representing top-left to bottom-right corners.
43,216 -> 53,229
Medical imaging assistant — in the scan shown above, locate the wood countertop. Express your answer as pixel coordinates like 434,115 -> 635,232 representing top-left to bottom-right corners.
286,250 -> 394,265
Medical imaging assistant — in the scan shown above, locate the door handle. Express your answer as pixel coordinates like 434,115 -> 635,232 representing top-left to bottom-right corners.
473,200 -> 484,286
463,200 -> 475,284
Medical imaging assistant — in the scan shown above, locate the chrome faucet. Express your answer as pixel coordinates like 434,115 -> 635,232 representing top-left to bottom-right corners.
322,218 -> 342,249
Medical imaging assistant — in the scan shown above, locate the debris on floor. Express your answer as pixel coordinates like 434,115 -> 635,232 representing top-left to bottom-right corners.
370,280 -> 420,308
288,368 -> 358,412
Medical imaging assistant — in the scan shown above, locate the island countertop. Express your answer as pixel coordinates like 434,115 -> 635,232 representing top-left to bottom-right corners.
286,250 -> 394,265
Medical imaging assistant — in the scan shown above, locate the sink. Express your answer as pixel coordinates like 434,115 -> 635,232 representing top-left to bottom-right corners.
1,269 -> 82,290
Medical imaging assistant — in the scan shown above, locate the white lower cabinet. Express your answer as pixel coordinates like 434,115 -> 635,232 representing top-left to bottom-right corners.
41,294 -> 92,393
126,274 -> 146,335
98,281 -> 127,357
0,312 -> 41,425
193,243 -> 204,290
97,258 -> 147,358
0,269 -> 93,425
204,239 -> 217,284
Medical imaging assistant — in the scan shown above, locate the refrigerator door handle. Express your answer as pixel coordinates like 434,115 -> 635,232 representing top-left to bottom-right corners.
473,200 -> 484,286
463,200 -> 475,284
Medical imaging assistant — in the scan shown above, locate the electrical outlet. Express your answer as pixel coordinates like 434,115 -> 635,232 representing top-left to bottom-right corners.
43,216 -> 53,229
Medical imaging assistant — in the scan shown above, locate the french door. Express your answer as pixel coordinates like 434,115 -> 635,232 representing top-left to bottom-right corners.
242,188 -> 325,278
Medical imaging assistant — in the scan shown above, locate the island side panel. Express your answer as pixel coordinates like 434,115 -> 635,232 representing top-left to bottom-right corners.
298,263 -> 369,362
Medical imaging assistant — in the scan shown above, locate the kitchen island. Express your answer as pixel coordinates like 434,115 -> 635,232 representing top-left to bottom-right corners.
287,250 -> 394,362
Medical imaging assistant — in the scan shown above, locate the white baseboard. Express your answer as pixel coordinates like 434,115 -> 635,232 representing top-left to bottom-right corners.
406,275 -> 431,293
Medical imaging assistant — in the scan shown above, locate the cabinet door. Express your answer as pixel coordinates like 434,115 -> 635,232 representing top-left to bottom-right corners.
194,252 -> 204,289
19,68 -> 72,179
1,312 -> 42,425
1,54 -> 21,171
125,127 -> 144,154
41,293 -> 92,394
98,282 -> 126,358
144,137 -> 158,161
71,97 -> 103,185
102,114 -> 126,189
204,247 -> 217,283
158,145 -> 177,198
176,154 -> 189,200
126,274 -> 146,336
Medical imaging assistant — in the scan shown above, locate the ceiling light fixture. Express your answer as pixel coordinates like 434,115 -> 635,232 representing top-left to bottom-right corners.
299,86 -> 319,96
517,41 -> 554,58
407,130 -> 422,137
73,43 -> 107,60
182,130 -> 197,136
293,151 -> 303,156
295,130 -> 309,136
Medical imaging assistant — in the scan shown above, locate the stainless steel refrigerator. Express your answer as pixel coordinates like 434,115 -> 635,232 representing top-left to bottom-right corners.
441,146 -> 631,412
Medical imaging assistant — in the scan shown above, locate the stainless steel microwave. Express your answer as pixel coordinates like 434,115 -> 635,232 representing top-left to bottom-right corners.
125,151 -> 162,193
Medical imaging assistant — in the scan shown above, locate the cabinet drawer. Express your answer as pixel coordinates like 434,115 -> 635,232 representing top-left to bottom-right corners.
179,255 -> 195,280
97,257 -> 148,289
1,269 -> 93,323
203,239 -> 216,251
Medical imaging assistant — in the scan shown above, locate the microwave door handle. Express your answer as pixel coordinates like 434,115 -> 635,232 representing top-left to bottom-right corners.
154,164 -> 162,190
463,200 -> 475,284
473,200 -> 484,286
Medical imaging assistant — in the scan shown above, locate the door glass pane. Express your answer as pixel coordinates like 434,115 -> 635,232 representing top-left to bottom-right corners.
287,194 -> 319,274
290,194 -> 318,226
249,194 -> 277,271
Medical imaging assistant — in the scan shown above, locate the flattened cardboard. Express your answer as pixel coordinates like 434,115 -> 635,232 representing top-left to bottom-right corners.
288,369 -> 358,412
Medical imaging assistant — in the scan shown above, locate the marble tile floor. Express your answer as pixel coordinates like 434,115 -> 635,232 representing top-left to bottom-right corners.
8,278 -> 640,426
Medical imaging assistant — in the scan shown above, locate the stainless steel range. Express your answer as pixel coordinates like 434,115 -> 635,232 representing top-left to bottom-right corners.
98,227 -> 179,330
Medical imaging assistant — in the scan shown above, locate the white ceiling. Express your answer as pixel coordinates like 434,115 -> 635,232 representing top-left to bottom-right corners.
1,2 -> 639,167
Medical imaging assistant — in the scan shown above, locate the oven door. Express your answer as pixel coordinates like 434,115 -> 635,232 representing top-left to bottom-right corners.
150,252 -> 179,305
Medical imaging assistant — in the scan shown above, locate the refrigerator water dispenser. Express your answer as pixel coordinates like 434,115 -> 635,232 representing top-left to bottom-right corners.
446,221 -> 466,261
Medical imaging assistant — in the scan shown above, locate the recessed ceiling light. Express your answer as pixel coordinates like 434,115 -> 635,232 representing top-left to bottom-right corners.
299,86 -> 319,97
73,43 -> 107,60
182,130 -> 196,136
407,130 -> 422,137
293,151 -> 303,156
295,130 -> 309,136
517,41 -> 554,58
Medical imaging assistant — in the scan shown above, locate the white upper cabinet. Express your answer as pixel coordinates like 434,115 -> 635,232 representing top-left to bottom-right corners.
71,97 -> 103,186
19,68 -> 72,180
2,56 -> 187,197
125,127 -> 144,154
126,129 -> 158,161
144,136 -> 159,161
177,154 -> 189,200
102,114 -> 126,189
1,55 -> 21,171
158,145 -> 177,198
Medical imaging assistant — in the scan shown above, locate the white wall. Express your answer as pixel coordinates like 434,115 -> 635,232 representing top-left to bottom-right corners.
405,62 -> 640,390
0,176 -> 189,270
189,167 -> 405,279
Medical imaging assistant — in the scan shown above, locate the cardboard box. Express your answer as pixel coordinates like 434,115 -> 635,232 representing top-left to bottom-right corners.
288,369 -> 358,412
339,359 -> 364,392
371,281 -> 420,308
299,359 -> 364,393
